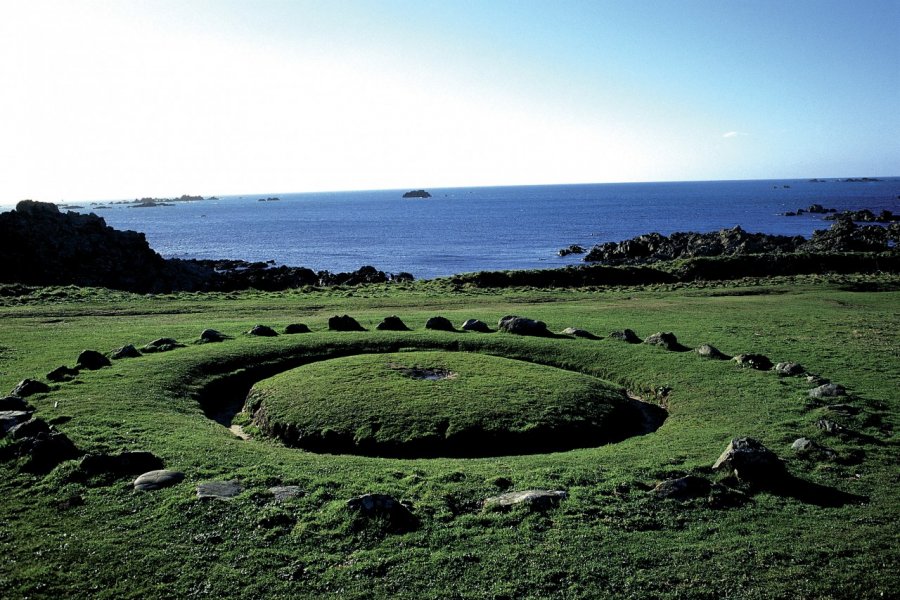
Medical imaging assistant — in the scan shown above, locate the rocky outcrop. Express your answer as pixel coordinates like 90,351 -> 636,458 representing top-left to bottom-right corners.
558,245 -> 585,257
712,437 -> 784,483
402,190 -> 431,198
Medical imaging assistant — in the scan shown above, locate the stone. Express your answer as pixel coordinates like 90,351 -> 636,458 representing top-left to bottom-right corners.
791,437 -> 837,459
79,451 -> 164,476
732,354 -> 773,371
712,437 -> 784,483
247,324 -> 278,337
609,329 -> 641,343
498,315 -> 549,336
652,475 -> 712,500
199,329 -> 227,342
110,344 -> 142,359
774,362 -> 805,376
402,189 -> 431,198
328,315 -> 365,332
76,349 -> 111,370
696,344 -> 729,360
483,489 -> 567,511
11,379 -> 50,397
557,244 -> 586,257
376,316 -> 410,331
644,332 -> 684,350
197,480 -> 243,500
0,396 -> 30,411
806,374 -> 829,386
133,469 -> 185,491
8,418 -> 50,440
425,316 -> 455,331
141,338 -> 184,353
346,493 -> 417,530
47,365 -> 80,382
461,319 -> 492,333
19,431 -> 81,474
809,383 -> 846,399
815,418 -> 846,435
284,323 -> 311,334
0,411 -> 34,437
269,485 -> 305,502
560,327 -> 600,340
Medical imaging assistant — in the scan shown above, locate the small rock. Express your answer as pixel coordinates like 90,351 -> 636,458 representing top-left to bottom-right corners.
461,319 -> 492,333
141,338 -> 184,353
8,418 -> 50,440
19,431 -> 81,474
806,374 -> 829,385
269,486 -> 305,502
76,350 -> 111,370
328,315 -> 365,332
284,323 -> 311,334
815,418 -> 846,435
732,354 -> 774,371
197,480 -> 243,499
498,316 -> 549,336
483,489 -> 567,511
248,325 -> 278,337
644,332 -> 684,351
133,469 -> 185,491
712,437 -> 784,483
791,437 -> 837,459
376,316 -> 410,331
774,362 -> 805,376
0,396 -> 31,411
425,316 -> 455,331
696,344 -> 729,359
346,493 -> 417,530
0,411 -> 35,437
11,379 -> 50,397
110,344 -> 142,359
560,327 -> 600,340
558,244 -> 586,257
809,383 -> 846,399
653,475 -> 712,500
199,329 -> 228,342
46,365 -> 80,382
79,451 -> 164,476
609,329 -> 641,343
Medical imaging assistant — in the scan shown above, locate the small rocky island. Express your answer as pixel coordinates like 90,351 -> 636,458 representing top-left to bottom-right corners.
402,190 -> 432,198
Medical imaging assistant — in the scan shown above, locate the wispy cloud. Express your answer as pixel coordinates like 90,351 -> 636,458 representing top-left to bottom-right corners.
722,131 -> 749,138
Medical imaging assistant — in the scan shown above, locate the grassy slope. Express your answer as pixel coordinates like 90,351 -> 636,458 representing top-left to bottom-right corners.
0,275 -> 897,599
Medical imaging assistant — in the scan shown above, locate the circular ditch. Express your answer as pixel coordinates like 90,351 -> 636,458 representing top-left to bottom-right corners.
244,350 -> 665,458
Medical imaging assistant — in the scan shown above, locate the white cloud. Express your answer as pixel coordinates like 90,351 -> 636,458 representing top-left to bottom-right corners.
722,131 -> 749,138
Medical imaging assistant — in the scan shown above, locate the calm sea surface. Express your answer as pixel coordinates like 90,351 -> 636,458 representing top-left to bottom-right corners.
46,179 -> 900,279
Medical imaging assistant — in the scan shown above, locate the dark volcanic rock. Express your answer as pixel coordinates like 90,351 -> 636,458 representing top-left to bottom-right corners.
0,396 -> 31,411
376,315 -> 410,331
247,325 -> 278,337
47,365 -> 80,382
76,349 -> 111,370
284,323 -> 311,334
609,329 -> 641,344
732,354 -> 773,371
11,379 -> 50,397
110,344 -> 141,359
328,315 -> 365,332
498,315 -> 549,336
696,344 -> 729,360
425,316 -> 455,332
461,319 -> 491,333
712,437 -> 784,483
402,190 -> 431,198
558,245 -> 585,257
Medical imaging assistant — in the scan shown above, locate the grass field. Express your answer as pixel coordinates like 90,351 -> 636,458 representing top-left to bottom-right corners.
0,274 -> 897,599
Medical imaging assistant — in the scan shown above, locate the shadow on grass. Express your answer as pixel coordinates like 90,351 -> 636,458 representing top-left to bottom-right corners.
766,474 -> 868,508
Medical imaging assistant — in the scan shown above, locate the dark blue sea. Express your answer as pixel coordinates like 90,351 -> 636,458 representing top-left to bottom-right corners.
56,179 -> 900,279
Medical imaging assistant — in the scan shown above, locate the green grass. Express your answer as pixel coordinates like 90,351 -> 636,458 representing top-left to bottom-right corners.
0,275 -> 898,599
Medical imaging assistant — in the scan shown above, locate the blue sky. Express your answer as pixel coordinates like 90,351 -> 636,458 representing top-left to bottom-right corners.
1,0 -> 898,201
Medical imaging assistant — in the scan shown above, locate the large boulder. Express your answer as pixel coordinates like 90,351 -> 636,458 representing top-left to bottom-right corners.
133,469 -> 185,491
110,344 -> 142,359
18,431 -> 82,474
11,379 -> 50,397
483,489 -> 567,511
809,383 -> 846,399
609,329 -> 641,343
461,319 -> 492,333
696,344 -> 729,360
328,315 -> 365,332
199,329 -> 228,343
8,418 -> 51,440
425,316 -> 455,332
284,323 -> 311,334
732,354 -> 773,371
498,316 -> 549,336
644,332 -> 685,351
774,362 -> 804,376
76,349 -> 111,370
376,316 -> 410,331
0,411 -> 33,437
247,325 -> 278,337
712,437 -> 784,483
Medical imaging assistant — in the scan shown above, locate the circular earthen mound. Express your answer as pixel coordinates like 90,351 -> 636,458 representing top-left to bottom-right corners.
245,351 -> 648,457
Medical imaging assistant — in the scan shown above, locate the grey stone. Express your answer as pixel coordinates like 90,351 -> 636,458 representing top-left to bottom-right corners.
197,480 -> 243,499
8,418 -> 50,440
284,323 -> 311,334
0,411 -> 34,436
425,316 -> 455,331
774,362 -> 805,376
11,379 -> 50,397
696,344 -> 729,359
199,329 -> 227,342
732,354 -> 773,371
247,325 -> 277,337
133,469 -> 185,491
76,349 -> 111,370
809,383 -> 846,399
47,365 -> 80,382
141,338 -> 184,353
653,475 -> 712,500
498,316 -> 549,336
560,327 -> 600,340
792,437 -> 837,460
269,485 -> 305,502
483,489 -> 567,511
712,437 -> 784,483
815,418 -> 846,435
806,374 -> 829,385
609,329 -> 641,343
461,319 -> 492,333
110,344 -> 142,359
376,316 -> 410,331
644,332 -> 684,350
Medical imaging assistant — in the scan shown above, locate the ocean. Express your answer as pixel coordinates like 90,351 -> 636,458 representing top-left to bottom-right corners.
48,179 -> 900,279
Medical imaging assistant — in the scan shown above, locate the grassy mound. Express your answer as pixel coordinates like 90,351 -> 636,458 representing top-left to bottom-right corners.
247,351 -> 641,456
